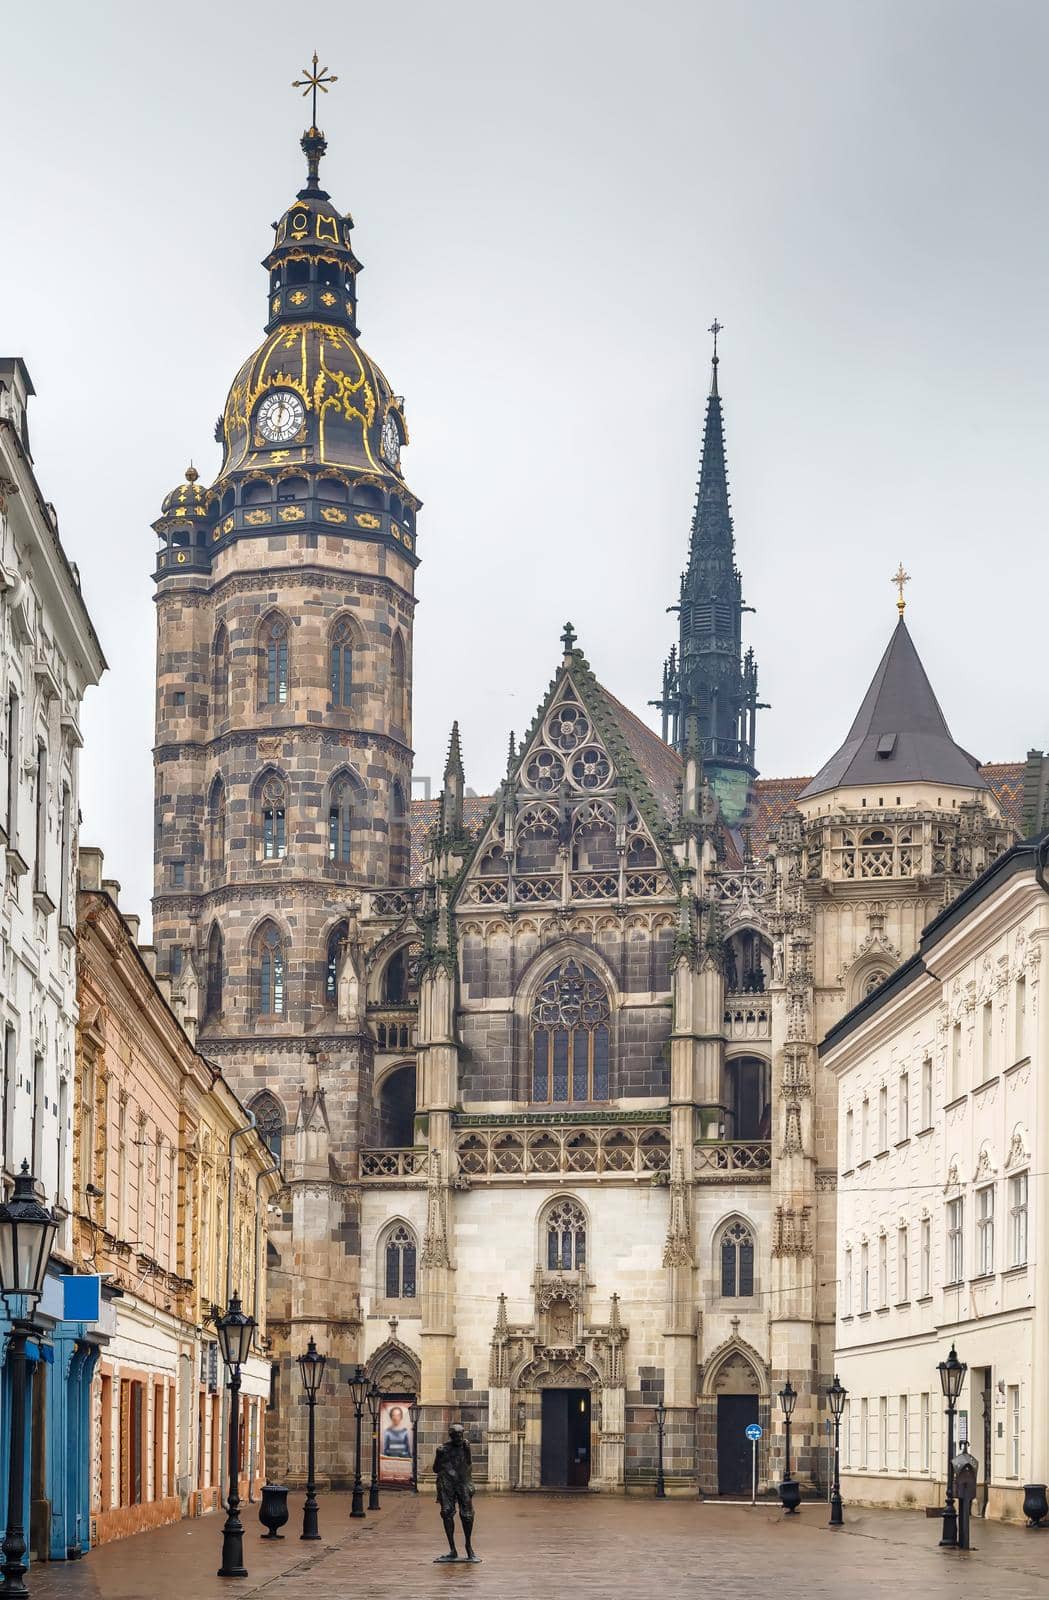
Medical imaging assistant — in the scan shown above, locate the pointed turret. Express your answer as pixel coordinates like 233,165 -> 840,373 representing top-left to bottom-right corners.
655,323 -> 762,823
799,616 -> 986,801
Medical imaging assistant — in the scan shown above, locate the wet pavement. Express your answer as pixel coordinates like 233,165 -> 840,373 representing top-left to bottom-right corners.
23,1489 -> 1049,1599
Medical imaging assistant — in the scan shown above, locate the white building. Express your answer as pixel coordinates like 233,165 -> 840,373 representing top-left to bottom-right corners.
0,355 -> 105,1223
824,834 -> 1048,1522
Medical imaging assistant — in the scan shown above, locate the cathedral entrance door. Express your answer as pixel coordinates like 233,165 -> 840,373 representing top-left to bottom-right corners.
540,1389 -> 591,1488
717,1394 -> 758,1496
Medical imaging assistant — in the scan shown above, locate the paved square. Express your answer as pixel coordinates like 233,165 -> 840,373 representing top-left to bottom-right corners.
24,1493 -> 1049,1600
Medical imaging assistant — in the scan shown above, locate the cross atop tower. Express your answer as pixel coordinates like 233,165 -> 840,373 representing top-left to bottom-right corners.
293,51 -> 338,131
891,562 -> 911,616
708,318 -> 723,361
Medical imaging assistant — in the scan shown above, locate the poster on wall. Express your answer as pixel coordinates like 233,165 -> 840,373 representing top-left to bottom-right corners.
378,1396 -> 415,1486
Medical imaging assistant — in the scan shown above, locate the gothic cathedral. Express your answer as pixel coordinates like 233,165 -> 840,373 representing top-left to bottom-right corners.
150,113 -> 1023,1492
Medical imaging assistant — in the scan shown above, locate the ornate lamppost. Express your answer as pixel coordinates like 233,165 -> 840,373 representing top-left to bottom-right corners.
0,1163 -> 58,1599
409,1399 -> 420,1494
827,1376 -> 847,1527
347,1364 -> 368,1518
215,1293 -> 256,1578
297,1337 -> 325,1541
654,1399 -> 667,1498
937,1344 -> 966,1549
778,1378 -> 801,1513
367,1382 -> 382,1511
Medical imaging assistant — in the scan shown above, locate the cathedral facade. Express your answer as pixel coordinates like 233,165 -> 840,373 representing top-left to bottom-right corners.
150,115 -> 1025,1491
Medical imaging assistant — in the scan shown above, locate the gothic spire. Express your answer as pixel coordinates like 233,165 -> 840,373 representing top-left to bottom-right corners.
687,318 -> 734,570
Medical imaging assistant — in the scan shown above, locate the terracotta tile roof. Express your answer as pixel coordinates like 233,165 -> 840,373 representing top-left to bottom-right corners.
748,776 -> 811,854
410,795 -> 492,881
981,762 -> 1026,832
590,685 -> 683,824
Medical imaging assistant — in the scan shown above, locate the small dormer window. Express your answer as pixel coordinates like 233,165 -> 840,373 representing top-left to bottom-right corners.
876,733 -> 897,759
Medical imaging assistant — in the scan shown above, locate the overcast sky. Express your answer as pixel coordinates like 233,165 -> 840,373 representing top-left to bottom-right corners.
3,1 -> 1047,928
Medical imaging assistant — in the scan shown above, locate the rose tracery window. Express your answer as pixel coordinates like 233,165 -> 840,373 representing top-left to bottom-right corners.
530,958 -> 611,1104
547,701 -> 590,751
720,1220 -> 755,1297
545,1198 -> 586,1271
570,747 -> 611,791
525,749 -> 565,792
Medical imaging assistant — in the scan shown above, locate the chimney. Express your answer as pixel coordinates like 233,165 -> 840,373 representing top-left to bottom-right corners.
124,913 -> 141,945
78,846 -> 104,891
101,878 -> 121,908
139,943 -> 156,976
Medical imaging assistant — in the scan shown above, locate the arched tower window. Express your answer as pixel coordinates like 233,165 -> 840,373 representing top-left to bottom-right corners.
326,919 -> 349,1005
719,1219 -> 755,1297
205,923 -> 224,1020
212,624 -> 230,721
255,921 -> 286,1016
530,958 -> 610,1105
251,1092 -> 284,1166
383,943 -> 421,1005
544,1197 -> 587,1271
208,776 -> 226,879
260,614 -> 289,706
328,775 -> 355,865
384,1223 -> 417,1299
390,779 -> 408,879
330,619 -> 354,707
258,772 -> 288,860
390,631 -> 407,735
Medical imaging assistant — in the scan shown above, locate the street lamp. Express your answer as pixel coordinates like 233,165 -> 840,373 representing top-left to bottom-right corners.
367,1382 -> 382,1511
297,1337 -> 326,1541
937,1343 -> 966,1549
409,1399 -> 420,1494
827,1376 -> 847,1527
347,1364 -> 368,1518
215,1293 -> 256,1579
654,1399 -> 667,1498
778,1378 -> 801,1513
0,1163 -> 58,1599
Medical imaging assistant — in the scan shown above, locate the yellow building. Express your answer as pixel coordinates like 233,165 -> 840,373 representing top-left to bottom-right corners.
74,847 -> 281,1545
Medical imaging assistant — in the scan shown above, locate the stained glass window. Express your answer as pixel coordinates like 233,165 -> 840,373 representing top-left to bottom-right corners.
720,1220 -> 755,1297
546,1198 -> 586,1271
530,959 -> 611,1104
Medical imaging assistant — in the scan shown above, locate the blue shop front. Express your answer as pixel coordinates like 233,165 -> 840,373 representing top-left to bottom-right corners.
0,1268 -> 115,1564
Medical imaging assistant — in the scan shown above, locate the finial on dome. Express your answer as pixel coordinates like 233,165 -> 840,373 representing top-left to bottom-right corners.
185,464 -> 199,484
293,52 -> 338,196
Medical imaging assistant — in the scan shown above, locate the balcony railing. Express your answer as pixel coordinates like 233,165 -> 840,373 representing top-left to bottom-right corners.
455,1123 -> 671,1181
367,1007 -> 417,1051
360,1148 -> 426,1181
723,993 -> 771,1041
694,1141 -> 772,1181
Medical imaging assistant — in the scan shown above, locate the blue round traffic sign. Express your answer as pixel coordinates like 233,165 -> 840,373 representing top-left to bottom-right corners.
745,1423 -> 763,1441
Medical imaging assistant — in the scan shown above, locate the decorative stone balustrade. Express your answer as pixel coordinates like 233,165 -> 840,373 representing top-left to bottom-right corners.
454,1122 -> 671,1181
723,993 -> 771,1042
368,1006 -> 417,1051
693,1141 -> 772,1182
360,1148 -> 426,1181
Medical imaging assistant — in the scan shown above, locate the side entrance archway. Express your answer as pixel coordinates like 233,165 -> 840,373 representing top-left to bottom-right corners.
697,1341 -> 770,1498
540,1389 -> 591,1488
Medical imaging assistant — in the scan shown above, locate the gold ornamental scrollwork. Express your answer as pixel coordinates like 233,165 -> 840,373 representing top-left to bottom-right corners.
244,509 -> 271,526
355,511 -> 381,530
320,506 -> 348,524
278,505 -> 306,522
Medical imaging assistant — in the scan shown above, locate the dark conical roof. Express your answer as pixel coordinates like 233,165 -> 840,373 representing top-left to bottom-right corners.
799,617 -> 985,799
687,353 -> 733,562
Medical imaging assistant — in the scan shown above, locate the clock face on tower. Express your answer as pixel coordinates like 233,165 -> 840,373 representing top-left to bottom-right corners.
257,390 -> 306,443
380,411 -> 401,470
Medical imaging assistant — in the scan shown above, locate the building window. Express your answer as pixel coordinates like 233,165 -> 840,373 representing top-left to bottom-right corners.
4,690 -> 18,842
545,1197 -> 586,1271
251,1093 -> 284,1166
897,1224 -> 908,1302
859,1398 -> 868,1469
920,1216 -> 931,1296
529,958 -> 610,1104
384,1224 -> 417,1298
877,1085 -> 888,1152
1009,1384 -> 1021,1477
843,1247 -> 853,1316
720,1220 -> 755,1297
256,923 -> 286,1016
946,1197 -> 964,1284
208,777 -> 226,878
860,1242 -> 870,1312
878,1234 -> 888,1307
34,742 -> 47,895
920,1392 -> 930,1472
31,1054 -> 44,1174
2,1024 -> 15,1172
878,1397 -> 887,1469
172,861 -> 185,887
262,615 -> 289,705
981,1001 -> 993,1082
1010,1172 -> 1028,1266
205,923 -> 224,1019
212,623 -> 231,720
950,1021 -> 963,1099
260,774 -> 287,859
845,1108 -> 854,1167
899,1394 -> 909,1471
59,784 -> 72,926
842,1399 -> 851,1469
328,776 -> 354,865
921,1057 -> 932,1128
329,619 -> 354,707
1015,974 -> 1027,1062
898,1070 -> 909,1140
976,1186 -> 994,1275
861,1097 -> 869,1159
390,631 -> 407,733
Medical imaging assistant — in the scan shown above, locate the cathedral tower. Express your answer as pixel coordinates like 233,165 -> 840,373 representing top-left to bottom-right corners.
150,95 -> 419,1477
657,325 -> 761,822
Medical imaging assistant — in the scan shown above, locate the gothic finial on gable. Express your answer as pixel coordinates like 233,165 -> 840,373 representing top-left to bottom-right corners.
561,620 -> 577,660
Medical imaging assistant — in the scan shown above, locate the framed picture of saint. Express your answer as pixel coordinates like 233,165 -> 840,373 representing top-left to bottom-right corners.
379,1395 -> 415,1485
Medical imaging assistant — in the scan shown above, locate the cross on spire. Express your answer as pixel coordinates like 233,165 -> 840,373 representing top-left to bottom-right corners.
891,562 -> 911,616
708,318 -> 723,360
293,51 -> 338,131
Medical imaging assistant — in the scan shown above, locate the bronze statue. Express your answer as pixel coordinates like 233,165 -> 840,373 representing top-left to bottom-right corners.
433,1423 -> 480,1563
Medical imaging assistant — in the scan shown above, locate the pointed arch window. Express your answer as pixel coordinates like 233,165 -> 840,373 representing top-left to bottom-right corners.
208,776 -> 226,879
390,632 -> 407,734
330,619 -> 354,707
326,920 -> 348,1005
384,1224 -> 417,1299
213,624 -> 231,720
260,774 -> 287,860
256,922 -> 286,1016
205,923 -> 224,1020
261,615 -> 289,706
720,1219 -> 755,1297
328,775 -> 354,865
251,1092 -> 284,1166
545,1198 -> 586,1271
530,958 -> 610,1105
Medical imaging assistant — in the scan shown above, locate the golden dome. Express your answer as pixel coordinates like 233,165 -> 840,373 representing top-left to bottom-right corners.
158,464 -> 213,522
215,321 -> 409,489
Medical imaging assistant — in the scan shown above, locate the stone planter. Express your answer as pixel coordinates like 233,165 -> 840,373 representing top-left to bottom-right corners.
259,1483 -> 290,1539
1022,1484 -> 1048,1527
